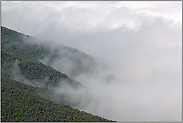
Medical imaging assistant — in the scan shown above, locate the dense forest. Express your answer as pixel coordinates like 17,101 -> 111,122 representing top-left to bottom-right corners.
1,26 -> 98,78
1,26 -> 114,122
1,77 -> 112,122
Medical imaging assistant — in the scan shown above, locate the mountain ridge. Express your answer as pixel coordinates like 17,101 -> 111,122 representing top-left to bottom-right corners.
1,26 -> 115,122
1,26 -> 98,78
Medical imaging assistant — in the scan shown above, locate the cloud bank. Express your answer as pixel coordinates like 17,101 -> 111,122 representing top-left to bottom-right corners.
1,1 -> 182,121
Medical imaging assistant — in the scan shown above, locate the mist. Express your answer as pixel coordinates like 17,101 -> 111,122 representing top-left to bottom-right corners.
1,1 -> 182,122
39,43 -> 181,121
8,59 -> 92,110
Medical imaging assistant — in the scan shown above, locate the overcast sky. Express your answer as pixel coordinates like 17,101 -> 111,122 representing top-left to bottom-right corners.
1,1 -> 182,122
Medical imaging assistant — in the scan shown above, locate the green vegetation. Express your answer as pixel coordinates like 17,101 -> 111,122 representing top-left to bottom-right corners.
1,26 -> 115,122
1,49 -> 81,88
1,26 -> 97,78
1,42 -> 87,107
1,26 -> 49,60
1,77 -> 112,122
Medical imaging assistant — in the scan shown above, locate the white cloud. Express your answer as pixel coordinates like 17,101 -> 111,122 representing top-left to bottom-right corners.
2,1 -> 181,33
1,1 -> 182,121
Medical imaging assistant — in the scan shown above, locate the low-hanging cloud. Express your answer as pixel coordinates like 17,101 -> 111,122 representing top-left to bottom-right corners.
7,59 -> 92,110
1,1 -> 182,122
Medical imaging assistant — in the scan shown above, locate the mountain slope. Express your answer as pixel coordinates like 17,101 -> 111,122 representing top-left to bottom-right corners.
1,26 -> 115,121
1,26 -> 98,78
1,48 -> 89,107
1,77 -> 112,122
1,26 -> 91,106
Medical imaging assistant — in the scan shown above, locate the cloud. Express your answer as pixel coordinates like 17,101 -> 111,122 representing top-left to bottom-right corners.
10,59 -> 46,87
1,1 -> 182,121
7,59 -> 91,110
1,1 -> 181,33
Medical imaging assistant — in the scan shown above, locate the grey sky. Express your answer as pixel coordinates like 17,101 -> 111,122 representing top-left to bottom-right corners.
1,1 -> 182,121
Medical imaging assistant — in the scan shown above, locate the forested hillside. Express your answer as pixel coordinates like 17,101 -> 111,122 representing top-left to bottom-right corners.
2,49 -> 73,88
1,26 -> 114,122
1,77 -> 112,122
1,26 -> 98,78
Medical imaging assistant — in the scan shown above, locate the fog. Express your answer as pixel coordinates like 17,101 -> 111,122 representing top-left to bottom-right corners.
10,59 -> 92,110
1,1 -> 182,122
